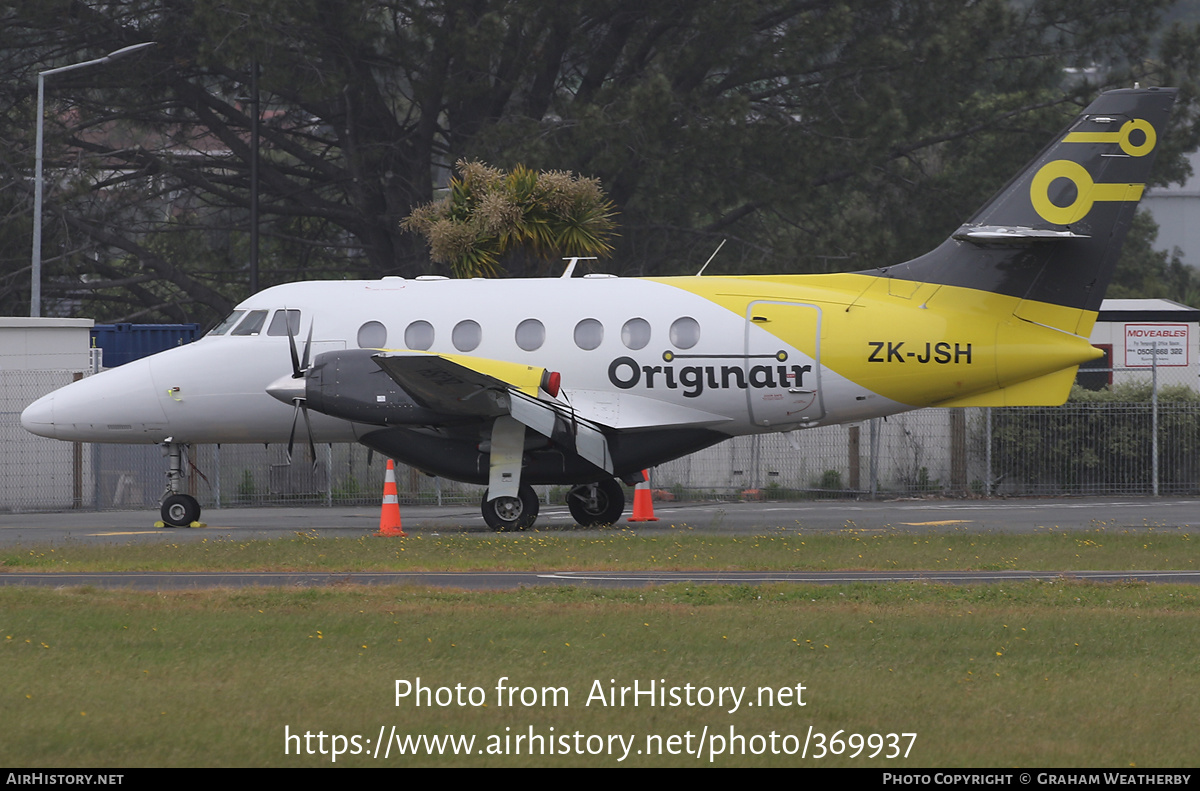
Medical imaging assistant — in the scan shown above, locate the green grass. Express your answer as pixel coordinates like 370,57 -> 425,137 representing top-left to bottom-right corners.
3,527 -> 1199,572
5,528 -> 1199,766
2,583 -> 1197,767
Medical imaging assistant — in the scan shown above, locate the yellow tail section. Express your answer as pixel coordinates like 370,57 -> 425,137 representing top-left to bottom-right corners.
935,366 -> 1082,407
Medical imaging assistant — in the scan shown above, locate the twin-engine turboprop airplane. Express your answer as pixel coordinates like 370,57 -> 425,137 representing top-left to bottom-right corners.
22,88 -> 1177,529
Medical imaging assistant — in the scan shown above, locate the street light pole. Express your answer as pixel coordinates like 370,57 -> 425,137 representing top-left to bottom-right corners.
30,41 -> 155,317
249,58 -> 259,295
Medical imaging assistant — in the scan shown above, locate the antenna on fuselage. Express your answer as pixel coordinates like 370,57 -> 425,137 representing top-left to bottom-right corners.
696,239 -> 726,276
561,256 -> 598,278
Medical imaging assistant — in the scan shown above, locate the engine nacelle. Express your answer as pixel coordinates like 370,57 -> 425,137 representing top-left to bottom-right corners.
305,349 -> 454,426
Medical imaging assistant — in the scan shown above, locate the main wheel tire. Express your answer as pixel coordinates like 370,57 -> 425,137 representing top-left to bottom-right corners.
161,494 -> 201,527
481,484 -> 539,531
567,479 -> 625,527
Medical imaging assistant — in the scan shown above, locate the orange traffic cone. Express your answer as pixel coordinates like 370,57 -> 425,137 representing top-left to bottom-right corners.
627,469 -> 659,522
375,459 -> 407,537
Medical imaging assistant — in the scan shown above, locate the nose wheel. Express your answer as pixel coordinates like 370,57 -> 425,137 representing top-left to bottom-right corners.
161,493 -> 201,527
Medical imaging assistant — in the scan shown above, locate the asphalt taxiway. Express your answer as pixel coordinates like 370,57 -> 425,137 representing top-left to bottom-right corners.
2,568 -> 1199,590
1,498 -> 1197,589
1,497 -> 1197,545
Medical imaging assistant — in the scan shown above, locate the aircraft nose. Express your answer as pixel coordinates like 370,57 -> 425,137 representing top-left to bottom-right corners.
20,392 -> 58,438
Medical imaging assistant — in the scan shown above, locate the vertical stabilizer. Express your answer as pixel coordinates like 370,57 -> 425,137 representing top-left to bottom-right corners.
881,87 -> 1177,332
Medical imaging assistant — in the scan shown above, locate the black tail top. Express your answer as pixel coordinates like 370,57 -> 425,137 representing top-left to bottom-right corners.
882,87 -> 1178,313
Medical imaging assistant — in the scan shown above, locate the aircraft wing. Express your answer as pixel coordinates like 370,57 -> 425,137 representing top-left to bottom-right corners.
371,351 -> 544,417
371,351 -> 614,472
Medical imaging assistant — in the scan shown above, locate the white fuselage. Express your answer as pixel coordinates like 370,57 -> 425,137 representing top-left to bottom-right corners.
20,275 -> 908,446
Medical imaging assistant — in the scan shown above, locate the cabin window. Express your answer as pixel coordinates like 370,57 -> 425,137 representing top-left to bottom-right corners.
266,309 -> 301,337
357,321 -> 388,349
404,320 -> 434,350
621,318 -> 651,350
207,310 -> 245,337
574,318 -> 603,350
452,320 -> 482,352
515,319 -> 545,351
670,316 -> 700,349
230,309 -> 269,336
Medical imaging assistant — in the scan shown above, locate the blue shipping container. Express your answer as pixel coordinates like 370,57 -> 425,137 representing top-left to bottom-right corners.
90,323 -> 200,367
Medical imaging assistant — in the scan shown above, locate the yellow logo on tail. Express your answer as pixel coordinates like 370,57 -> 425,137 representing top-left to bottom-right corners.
1029,118 -> 1156,225
1062,118 -> 1156,156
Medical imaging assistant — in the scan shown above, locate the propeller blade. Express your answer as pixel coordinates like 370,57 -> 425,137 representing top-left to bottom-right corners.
286,399 -> 301,463
300,323 -> 313,374
301,401 -> 317,468
287,318 -> 302,379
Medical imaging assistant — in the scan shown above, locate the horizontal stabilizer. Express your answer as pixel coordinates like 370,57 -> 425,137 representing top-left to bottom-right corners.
952,226 -> 1090,244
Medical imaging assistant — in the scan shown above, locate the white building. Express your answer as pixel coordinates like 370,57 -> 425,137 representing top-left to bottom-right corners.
1082,298 -> 1200,389
0,318 -> 94,511
1140,150 -> 1200,269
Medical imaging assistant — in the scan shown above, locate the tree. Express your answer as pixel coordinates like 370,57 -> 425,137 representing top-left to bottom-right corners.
402,160 -> 617,277
1,0 -> 1197,325
1107,211 -> 1200,304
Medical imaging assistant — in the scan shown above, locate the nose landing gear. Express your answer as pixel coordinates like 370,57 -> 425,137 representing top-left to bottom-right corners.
161,492 -> 201,527
159,441 -> 202,527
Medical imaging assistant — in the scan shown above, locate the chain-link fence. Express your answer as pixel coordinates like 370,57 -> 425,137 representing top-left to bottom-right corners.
4,365 -> 1199,512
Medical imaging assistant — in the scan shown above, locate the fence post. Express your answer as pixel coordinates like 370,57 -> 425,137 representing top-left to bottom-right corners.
750,434 -> 761,491
1152,341 -> 1159,496
325,444 -> 333,506
950,409 -> 967,494
848,425 -> 861,491
214,444 -> 221,509
985,407 -> 993,496
868,418 -> 880,498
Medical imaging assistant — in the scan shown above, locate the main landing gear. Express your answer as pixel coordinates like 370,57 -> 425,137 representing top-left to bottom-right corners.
159,441 -> 201,528
566,479 -> 625,527
481,484 -> 539,531
480,479 -> 628,530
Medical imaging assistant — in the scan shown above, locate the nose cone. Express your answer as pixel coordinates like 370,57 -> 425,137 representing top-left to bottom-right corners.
21,392 -> 58,438
18,358 -> 170,442
266,373 -> 305,405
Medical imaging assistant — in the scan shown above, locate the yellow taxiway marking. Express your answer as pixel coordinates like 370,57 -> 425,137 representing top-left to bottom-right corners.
899,520 -> 973,526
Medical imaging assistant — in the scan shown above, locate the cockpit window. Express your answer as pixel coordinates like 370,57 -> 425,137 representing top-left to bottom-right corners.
230,309 -> 269,336
267,309 -> 301,337
207,310 -> 246,337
